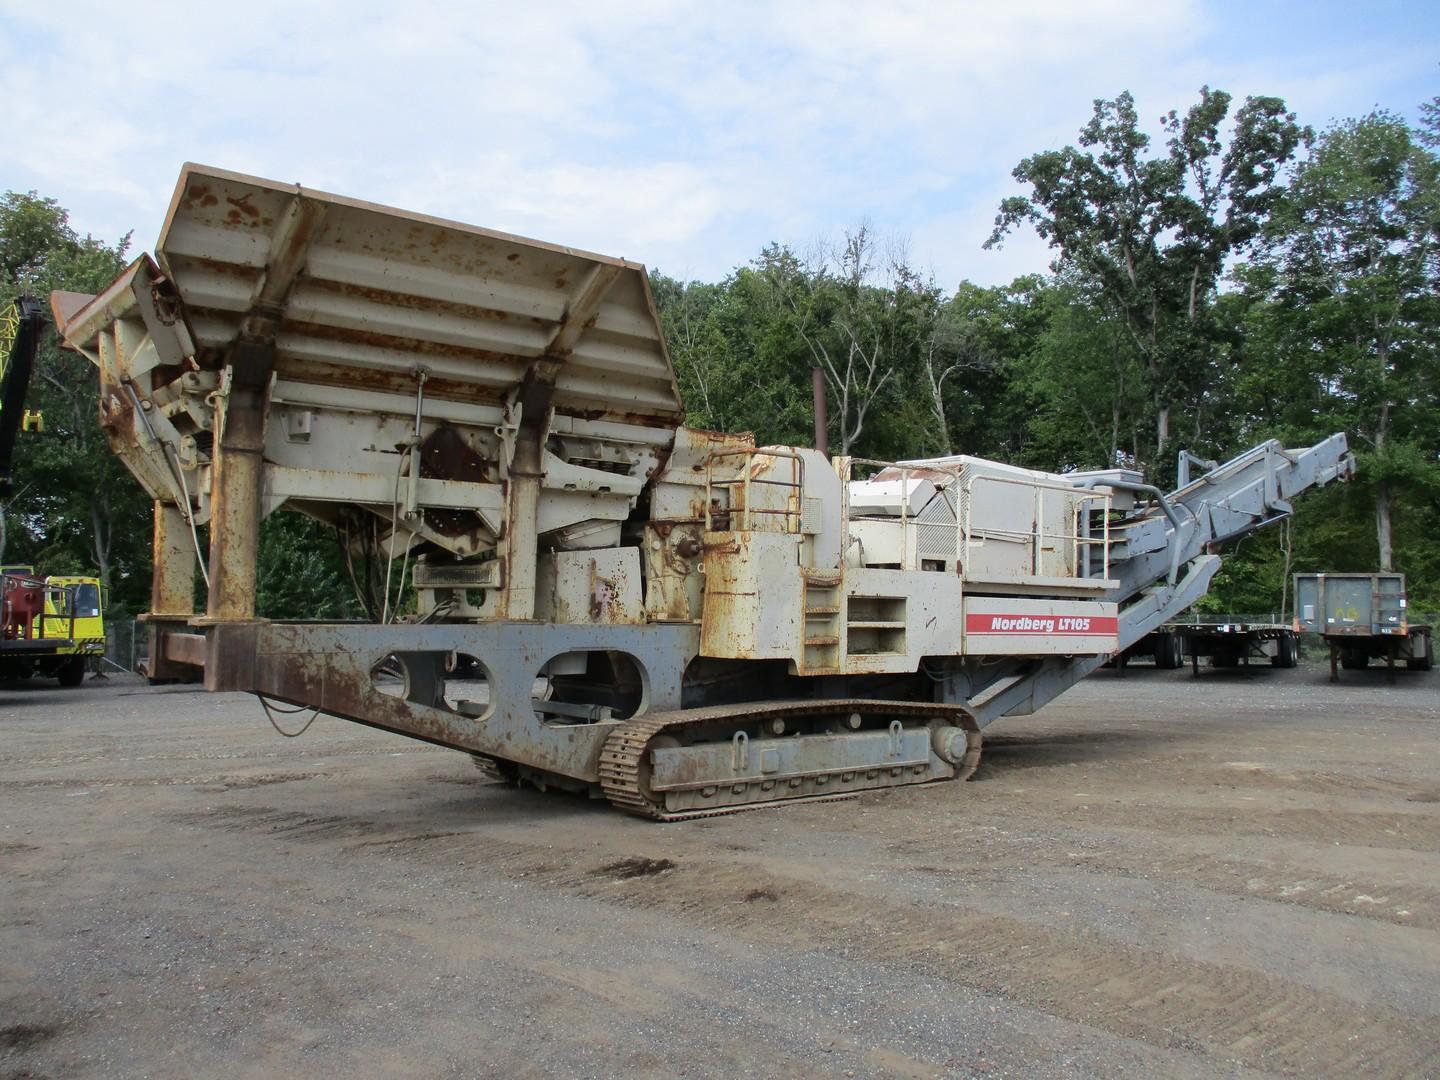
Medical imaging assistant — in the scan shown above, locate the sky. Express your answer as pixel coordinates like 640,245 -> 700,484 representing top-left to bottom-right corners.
2,0 -> 1436,291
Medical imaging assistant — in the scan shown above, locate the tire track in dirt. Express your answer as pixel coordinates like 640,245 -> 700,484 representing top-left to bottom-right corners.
169,805 -> 384,842
879,823 -> 1440,932
841,796 -> 1440,932
168,811 -> 1439,1079
1198,765 -> 1429,800
1064,850 -> 1440,930
972,801 -> 1440,853
1,771 -> 327,791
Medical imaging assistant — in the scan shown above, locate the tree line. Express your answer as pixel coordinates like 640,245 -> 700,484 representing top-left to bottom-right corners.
2,86 -> 1436,618
652,89 -> 1440,612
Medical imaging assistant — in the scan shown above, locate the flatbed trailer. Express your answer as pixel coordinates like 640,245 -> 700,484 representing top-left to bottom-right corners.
1115,621 -> 1298,673
1295,573 -> 1434,682
1173,621 -> 1298,673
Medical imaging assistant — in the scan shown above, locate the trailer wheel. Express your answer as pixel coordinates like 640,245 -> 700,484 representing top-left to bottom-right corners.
1153,632 -> 1183,670
1271,635 -> 1298,669
1340,648 -> 1369,670
57,655 -> 86,688
1407,634 -> 1434,672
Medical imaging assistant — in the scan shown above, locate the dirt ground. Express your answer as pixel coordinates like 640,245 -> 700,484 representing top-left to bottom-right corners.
2,657 -> 1438,1079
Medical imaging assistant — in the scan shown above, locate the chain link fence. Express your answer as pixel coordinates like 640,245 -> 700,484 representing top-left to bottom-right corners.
101,618 -> 142,674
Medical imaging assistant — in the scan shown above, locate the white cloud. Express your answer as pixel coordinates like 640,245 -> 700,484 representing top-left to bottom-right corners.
0,0 -> 1432,286
387,155 -> 725,257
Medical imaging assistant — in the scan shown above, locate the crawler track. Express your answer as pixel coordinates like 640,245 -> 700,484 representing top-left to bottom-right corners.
599,698 -> 981,820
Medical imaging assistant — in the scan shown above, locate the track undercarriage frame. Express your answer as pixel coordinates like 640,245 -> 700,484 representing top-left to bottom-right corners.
185,618 -> 981,818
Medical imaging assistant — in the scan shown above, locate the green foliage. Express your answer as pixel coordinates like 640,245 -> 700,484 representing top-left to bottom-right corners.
255,515 -> 365,620
1241,109 -> 1440,576
0,191 -> 150,613
988,87 -> 1306,480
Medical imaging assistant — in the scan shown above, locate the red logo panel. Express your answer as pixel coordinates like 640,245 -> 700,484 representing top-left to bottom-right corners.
966,613 -> 1118,635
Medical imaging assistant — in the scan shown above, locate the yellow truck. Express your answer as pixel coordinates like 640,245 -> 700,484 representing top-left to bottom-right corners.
0,568 -> 104,686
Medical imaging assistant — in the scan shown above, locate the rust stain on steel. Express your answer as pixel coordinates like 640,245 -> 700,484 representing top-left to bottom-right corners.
280,318 -> 533,369
183,183 -> 220,209
257,648 -> 488,756
553,404 -> 687,428
96,379 -> 132,440
161,631 -> 207,667
206,355 -> 270,620
298,277 -> 543,327
270,356 -> 509,409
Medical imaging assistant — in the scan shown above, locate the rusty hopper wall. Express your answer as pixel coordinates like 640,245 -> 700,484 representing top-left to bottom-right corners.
52,164 -> 687,629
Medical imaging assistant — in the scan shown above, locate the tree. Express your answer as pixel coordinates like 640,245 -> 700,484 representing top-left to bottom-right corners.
256,515 -> 365,620
987,88 -> 1306,477
1013,274 -> 1149,471
0,192 -> 152,611
930,277 -> 1049,462
649,274 -> 741,433
1252,111 -> 1440,571
769,227 -> 936,456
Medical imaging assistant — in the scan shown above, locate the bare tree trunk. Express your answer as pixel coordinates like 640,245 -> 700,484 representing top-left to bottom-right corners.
1110,398 -> 1121,467
927,376 -> 948,454
90,495 -> 112,589
1374,332 -> 1393,572
1375,479 -> 1393,572
923,340 -> 957,454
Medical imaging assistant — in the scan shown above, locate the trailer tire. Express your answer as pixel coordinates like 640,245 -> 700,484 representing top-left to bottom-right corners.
1340,648 -> 1369,670
1407,634 -> 1434,672
1271,635 -> 1298,669
57,655 -> 86,688
1153,632 -> 1183,670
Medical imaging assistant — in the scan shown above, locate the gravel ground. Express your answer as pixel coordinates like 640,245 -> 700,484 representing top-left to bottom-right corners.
2,658 -> 1437,1079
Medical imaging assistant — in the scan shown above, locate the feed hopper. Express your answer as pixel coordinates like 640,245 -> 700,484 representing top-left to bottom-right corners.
53,165 -> 1357,818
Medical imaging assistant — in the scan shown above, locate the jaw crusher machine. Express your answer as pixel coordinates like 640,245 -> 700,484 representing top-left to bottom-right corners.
53,165 -> 1355,818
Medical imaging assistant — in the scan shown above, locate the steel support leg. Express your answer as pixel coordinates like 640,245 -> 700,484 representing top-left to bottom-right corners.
145,502 -> 199,682
206,344 -> 272,622
151,502 -> 196,616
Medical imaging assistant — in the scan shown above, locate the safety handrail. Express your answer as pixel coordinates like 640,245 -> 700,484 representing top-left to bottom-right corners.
703,449 -> 806,533
963,472 -> 1111,582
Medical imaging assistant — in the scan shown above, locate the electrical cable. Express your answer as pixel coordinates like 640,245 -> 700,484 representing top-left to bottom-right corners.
257,693 -> 321,738
381,446 -> 410,624
394,533 -> 414,618
123,380 -> 210,590
338,521 -> 374,618
166,442 -> 211,591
